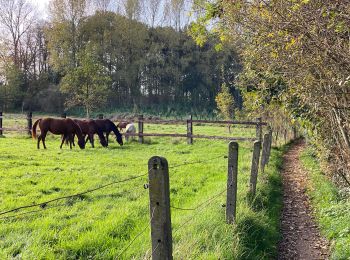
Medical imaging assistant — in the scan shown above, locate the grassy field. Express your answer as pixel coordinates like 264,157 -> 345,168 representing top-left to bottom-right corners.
300,148 -> 350,260
0,115 -> 283,259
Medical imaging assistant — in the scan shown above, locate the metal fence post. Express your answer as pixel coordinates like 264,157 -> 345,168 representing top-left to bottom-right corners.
148,156 -> 173,260
187,115 -> 193,145
138,115 -> 144,144
27,111 -> 32,136
226,141 -> 238,224
250,141 -> 261,196
0,111 -> 3,136
256,117 -> 262,141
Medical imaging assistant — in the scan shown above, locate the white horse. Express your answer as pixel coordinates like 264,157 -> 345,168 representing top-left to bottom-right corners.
125,123 -> 136,142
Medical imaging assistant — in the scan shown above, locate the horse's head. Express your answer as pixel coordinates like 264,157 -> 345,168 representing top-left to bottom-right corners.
116,133 -> 123,146
77,138 -> 86,149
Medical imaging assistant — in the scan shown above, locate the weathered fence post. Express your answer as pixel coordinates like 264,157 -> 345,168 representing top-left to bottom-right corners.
256,117 -> 262,141
260,134 -> 270,174
138,114 -> 144,144
226,141 -> 238,224
61,112 -> 67,118
0,111 -> 3,136
27,111 -> 32,136
148,156 -> 173,260
187,115 -> 193,145
98,114 -> 104,119
266,130 -> 273,165
250,141 -> 261,196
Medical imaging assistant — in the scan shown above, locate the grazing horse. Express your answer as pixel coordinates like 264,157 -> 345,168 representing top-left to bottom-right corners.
32,118 -> 85,149
125,123 -> 136,142
94,119 -> 123,146
71,119 -> 108,148
117,121 -> 129,132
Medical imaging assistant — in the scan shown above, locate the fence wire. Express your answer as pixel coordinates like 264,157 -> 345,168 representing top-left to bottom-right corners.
169,154 -> 227,169
116,206 -> 156,259
0,172 -> 149,217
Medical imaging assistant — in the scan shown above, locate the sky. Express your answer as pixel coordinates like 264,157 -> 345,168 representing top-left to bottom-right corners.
29,0 -> 49,17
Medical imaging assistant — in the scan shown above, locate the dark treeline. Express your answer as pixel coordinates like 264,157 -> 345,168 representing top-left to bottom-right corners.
0,0 -> 241,117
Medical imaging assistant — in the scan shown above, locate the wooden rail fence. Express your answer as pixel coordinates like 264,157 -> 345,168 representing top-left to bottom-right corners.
0,112 -> 268,143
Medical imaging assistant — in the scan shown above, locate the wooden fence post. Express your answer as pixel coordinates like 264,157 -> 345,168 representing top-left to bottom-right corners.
61,112 -> 67,118
256,117 -> 262,141
266,130 -> 273,165
250,141 -> 261,196
0,111 -> 3,136
260,134 -> 269,174
148,156 -> 173,260
138,114 -> 144,144
98,114 -> 104,119
187,115 -> 193,145
226,141 -> 238,224
27,111 -> 32,136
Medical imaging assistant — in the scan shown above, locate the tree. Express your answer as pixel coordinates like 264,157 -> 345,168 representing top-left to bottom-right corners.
215,82 -> 235,132
60,44 -> 111,118
192,0 -> 350,186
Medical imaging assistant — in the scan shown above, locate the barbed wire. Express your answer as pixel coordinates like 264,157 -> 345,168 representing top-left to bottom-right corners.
169,154 -> 227,169
0,173 -> 148,217
147,241 -> 161,260
116,207 -> 156,259
0,203 -> 66,221
172,185 -> 229,235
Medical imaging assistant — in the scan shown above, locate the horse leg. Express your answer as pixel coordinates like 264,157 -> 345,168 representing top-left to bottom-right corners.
42,133 -> 47,149
106,132 -> 109,145
85,135 -> 89,144
60,134 -> 66,149
89,134 -> 94,148
37,135 -> 42,149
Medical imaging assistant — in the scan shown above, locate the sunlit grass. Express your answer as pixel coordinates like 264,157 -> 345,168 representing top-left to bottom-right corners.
0,119 -> 283,259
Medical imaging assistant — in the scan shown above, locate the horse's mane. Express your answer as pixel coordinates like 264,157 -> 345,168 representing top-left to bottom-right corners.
108,120 -> 122,138
71,119 -> 83,138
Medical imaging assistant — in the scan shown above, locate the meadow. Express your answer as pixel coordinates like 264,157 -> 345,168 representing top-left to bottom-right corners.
0,115 -> 284,259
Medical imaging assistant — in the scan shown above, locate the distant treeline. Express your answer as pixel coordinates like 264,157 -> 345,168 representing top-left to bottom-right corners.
0,0 -> 242,116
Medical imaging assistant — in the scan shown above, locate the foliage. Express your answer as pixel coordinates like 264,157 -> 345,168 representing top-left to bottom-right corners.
215,83 -> 235,120
191,0 -> 350,186
60,44 -> 111,118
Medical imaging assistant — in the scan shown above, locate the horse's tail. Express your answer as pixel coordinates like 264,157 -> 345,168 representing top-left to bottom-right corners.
32,119 -> 41,139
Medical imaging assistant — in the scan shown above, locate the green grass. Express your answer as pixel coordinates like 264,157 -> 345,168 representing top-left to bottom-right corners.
300,148 -> 350,260
0,121 -> 284,259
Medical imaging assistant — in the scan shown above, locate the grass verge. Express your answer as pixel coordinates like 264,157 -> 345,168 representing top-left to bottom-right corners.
300,148 -> 350,259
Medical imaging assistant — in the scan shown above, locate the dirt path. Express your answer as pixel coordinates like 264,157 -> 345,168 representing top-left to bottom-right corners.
277,140 -> 329,260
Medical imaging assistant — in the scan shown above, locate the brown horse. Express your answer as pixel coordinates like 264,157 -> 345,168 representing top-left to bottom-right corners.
70,119 -> 108,148
94,119 -> 123,146
117,121 -> 129,132
32,118 -> 86,149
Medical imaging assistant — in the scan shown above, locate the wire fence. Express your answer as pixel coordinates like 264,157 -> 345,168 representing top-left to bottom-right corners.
0,135 -> 273,260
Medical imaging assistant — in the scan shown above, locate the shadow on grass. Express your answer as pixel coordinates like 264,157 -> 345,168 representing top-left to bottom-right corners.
235,143 -> 291,259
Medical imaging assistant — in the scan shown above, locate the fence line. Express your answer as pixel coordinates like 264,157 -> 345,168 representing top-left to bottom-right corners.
1,123 -> 277,259
0,112 -> 268,143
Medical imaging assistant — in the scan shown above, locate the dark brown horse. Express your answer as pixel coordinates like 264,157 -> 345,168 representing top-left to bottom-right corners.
32,118 -> 85,149
94,119 -> 123,146
70,119 -> 108,148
